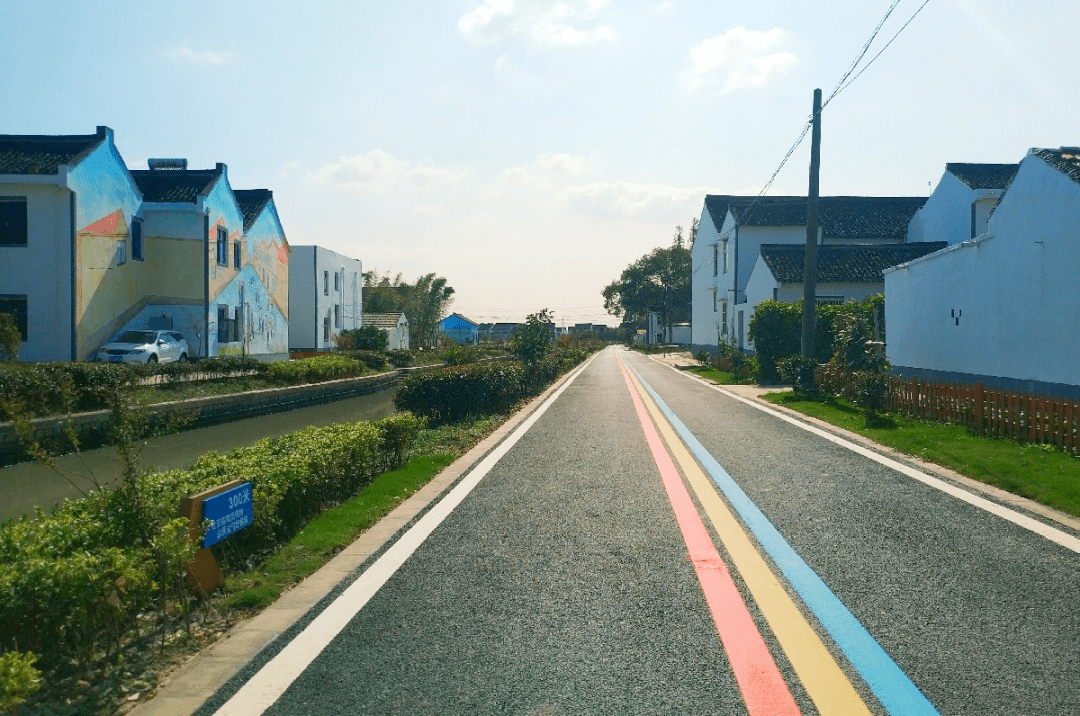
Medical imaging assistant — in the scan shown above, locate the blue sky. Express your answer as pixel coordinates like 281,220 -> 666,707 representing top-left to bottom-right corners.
3,1 -> 1076,325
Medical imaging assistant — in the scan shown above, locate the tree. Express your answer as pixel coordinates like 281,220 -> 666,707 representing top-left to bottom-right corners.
514,309 -> 554,364
602,226 -> 691,334
0,313 -> 20,361
363,270 -> 456,348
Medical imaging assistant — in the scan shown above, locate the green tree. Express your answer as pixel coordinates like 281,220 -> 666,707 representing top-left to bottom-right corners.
0,313 -> 20,362
514,309 -> 555,365
602,226 -> 691,332
363,270 -> 455,348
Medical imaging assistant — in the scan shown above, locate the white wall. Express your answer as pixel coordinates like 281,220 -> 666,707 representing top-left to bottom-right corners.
288,245 -> 362,351
690,203 -> 725,348
0,183 -> 73,360
886,153 -> 1080,388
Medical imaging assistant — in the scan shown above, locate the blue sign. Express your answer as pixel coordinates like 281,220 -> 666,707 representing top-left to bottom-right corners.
201,482 -> 253,548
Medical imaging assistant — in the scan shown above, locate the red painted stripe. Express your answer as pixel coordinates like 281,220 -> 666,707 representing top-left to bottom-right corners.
619,359 -> 801,716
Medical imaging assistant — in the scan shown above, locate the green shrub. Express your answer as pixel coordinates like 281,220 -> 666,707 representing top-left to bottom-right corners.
442,344 -> 482,366
395,361 -> 527,425
777,355 -> 819,396
338,326 -> 389,352
0,313 -> 20,363
0,364 -> 75,420
377,412 -> 426,470
264,355 -> 369,385
387,349 -> 414,368
0,651 -> 40,713
340,350 -> 388,371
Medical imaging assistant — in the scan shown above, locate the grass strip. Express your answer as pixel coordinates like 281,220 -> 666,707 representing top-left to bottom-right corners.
223,453 -> 456,610
764,392 -> 1080,518
688,367 -> 739,384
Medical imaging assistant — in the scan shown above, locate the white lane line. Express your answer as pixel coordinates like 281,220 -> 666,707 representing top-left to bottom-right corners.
653,359 -> 1080,555
212,356 -> 596,716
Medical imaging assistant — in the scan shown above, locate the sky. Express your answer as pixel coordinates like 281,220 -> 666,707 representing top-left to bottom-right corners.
2,1 -> 1077,326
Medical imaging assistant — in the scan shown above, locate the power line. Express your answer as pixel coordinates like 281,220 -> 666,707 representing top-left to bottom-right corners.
740,0 -> 932,217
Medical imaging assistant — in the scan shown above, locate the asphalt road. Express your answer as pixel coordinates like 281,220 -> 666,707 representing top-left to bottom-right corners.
194,347 -> 1080,715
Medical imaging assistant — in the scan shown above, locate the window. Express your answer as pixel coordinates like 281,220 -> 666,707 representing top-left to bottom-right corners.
334,304 -> 340,328
323,271 -> 329,296
0,198 -> 28,247
816,296 -> 845,305
217,305 -> 239,343
216,227 -> 228,266
0,295 -> 27,341
131,219 -> 143,261
721,301 -> 728,336
712,291 -> 717,312
334,271 -> 339,292
115,239 -> 127,265
721,239 -> 728,273
323,315 -> 331,342
233,240 -> 241,269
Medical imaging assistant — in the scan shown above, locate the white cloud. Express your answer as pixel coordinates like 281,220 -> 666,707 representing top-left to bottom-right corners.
564,180 -> 713,220
166,45 -> 233,65
686,27 -> 798,93
458,0 -> 617,46
309,151 -> 470,194
493,153 -> 591,191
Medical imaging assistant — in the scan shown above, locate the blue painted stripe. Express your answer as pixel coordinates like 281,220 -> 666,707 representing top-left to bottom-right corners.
631,365 -> 939,716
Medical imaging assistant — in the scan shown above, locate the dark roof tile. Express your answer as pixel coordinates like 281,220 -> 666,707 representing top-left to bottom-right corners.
1032,148 -> 1080,186
130,168 -> 222,203
704,195 -> 926,239
233,189 -> 273,230
945,163 -> 1019,189
759,242 -> 948,284
0,128 -> 107,175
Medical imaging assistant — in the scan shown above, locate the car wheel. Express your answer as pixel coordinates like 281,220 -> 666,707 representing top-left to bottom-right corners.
178,353 -> 188,363
147,355 -> 158,364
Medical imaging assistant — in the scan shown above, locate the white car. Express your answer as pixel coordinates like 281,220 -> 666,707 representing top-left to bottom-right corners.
97,330 -> 189,365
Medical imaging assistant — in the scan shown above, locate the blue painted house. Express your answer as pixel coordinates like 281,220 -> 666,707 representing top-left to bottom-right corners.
438,312 -> 479,345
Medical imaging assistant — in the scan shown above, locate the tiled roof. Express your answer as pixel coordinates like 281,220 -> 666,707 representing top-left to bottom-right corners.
362,312 -> 406,328
130,167 -> 222,203
945,163 -> 1019,189
0,127 -> 107,175
1032,147 -> 1080,186
759,242 -> 948,284
704,195 -> 926,239
234,189 -> 273,230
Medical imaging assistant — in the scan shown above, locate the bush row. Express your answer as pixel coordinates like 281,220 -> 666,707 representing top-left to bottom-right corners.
0,354 -> 391,421
0,412 -> 425,674
395,343 -> 594,425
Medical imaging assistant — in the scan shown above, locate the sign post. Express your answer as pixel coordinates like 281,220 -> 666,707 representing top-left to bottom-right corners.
179,479 -> 253,594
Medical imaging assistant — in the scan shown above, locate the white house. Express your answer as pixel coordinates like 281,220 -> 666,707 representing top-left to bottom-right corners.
691,195 -> 926,352
0,126 -> 142,361
362,312 -> 409,350
288,246 -> 362,351
885,147 -> 1080,395
907,163 -> 1018,245
742,242 -> 947,348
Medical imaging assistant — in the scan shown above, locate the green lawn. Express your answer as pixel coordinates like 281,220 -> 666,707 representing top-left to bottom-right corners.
764,392 -> 1080,517
688,366 -> 738,384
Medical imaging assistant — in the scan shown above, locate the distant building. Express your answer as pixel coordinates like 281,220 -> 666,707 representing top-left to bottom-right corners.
362,312 -> 409,350
288,246 -> 362,352
438,312 -> 479,345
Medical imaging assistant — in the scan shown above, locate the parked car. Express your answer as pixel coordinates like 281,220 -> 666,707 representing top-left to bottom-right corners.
96,330 -> 189,364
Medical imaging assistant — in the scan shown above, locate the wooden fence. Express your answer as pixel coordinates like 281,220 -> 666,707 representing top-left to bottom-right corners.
819,367 -> 1079,455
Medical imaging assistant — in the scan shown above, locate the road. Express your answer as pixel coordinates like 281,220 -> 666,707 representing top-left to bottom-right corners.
0,388 -> 396,521
179,346 -> 1078,715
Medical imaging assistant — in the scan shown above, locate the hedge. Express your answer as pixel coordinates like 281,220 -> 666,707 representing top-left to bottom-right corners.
0,412 -> 424,678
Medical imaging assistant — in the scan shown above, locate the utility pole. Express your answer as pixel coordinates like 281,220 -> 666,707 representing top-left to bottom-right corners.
801,88 -> 822,358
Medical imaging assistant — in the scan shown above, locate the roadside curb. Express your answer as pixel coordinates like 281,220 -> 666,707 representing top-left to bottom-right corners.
130,361 -> 587,716
649,354 -> 1080,537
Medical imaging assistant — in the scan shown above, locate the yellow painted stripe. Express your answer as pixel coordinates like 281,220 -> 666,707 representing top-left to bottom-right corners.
627,368 -> 873,716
